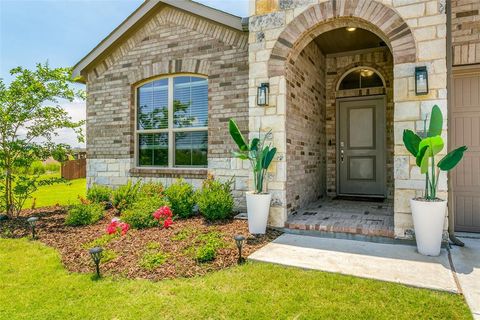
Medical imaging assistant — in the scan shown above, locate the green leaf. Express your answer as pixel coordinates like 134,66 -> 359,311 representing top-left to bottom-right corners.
437,146 -> 468,171
427,105 -> 443,137
262,147 -> 277,169
229,119 -> 248,152
250,138 -> 260,152
232,151 -> 249,160
403,129 -> 421,157
416,145 -> 429,173
419,136 -> 444,157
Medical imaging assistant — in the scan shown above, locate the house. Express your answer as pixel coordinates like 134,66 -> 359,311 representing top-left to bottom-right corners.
72,0 -> 480,238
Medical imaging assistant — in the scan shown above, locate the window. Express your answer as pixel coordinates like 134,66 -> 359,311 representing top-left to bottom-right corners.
339,68 -> 384,90
136,75 -> 208,167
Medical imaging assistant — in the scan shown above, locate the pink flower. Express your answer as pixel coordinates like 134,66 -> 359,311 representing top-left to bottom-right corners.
120,222 -> 130,235
105,220 -> 130,236
163,218 -> 173,229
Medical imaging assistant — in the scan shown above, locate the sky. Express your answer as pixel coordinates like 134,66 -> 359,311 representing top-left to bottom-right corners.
0,0 -> 249,147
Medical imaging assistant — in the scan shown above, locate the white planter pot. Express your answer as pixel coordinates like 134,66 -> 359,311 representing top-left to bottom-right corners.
246,192 -> 271,234
410,198 -> 447,256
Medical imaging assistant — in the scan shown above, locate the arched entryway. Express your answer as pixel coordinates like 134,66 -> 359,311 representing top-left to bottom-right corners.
261,0 -> 416,237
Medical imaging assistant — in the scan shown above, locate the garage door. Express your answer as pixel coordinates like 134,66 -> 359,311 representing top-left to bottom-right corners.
452,68 -> 480,232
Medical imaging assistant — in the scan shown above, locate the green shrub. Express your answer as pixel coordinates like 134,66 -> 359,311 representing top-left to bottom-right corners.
164,179 -> 195,218
44,162 -> 61,173
65,203 -> 104,226
196,178 -> 234,221
192,232 -> 225,263
100,249 -> 117,263
139,250 -> 168,270
82,233 -> 117,249
30,161 -> 46,175
139,182 -> 164,198
87,185 -> 112,204
112,180 -> 141,213
121,195 -> 170,229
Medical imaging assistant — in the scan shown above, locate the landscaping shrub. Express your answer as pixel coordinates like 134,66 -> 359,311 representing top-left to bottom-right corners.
30,161 -> 46,175
121,196 -> 170,229
44,162 -> 61,173
65,203 -> 104,226
86,184 -> 112,204
139,182 -> 164,198
139,250 -> 168,270
164,179 -> 195,218
193,232 -> 225,263
112,180 -> 141,213
196,178 -> 234,221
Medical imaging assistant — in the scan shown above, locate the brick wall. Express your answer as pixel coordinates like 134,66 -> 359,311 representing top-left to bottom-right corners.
452,0 -> 480,65
85,6 -> 250,209
285,40 -> 326,213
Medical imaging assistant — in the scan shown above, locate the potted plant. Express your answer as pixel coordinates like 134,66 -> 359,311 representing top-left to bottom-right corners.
403,105 -> 467,256
229,119 -> 277,234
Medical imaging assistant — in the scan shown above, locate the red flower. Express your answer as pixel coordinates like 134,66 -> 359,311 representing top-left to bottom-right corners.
163,218 -> 173,229
105,220 -> 130,236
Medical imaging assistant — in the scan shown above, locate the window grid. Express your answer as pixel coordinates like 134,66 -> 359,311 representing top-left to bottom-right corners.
135,75 -> 208,168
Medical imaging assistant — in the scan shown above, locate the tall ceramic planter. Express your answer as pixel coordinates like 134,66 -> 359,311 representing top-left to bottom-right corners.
246,192 -> 271,234
410,199 -> 447,256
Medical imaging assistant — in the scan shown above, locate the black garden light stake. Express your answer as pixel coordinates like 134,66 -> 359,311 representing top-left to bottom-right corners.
234,235 -> 246,264
26,216 -> 39,239
89,247 -> 103,278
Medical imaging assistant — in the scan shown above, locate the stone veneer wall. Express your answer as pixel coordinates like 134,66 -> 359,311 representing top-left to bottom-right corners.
451,0 -> 480,66
285,40 -> 326,214
325,47 -> 394,199
85,5 -> 250,209
249,0 -> 449,238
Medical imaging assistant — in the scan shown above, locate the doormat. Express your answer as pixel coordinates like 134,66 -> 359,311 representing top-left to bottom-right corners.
333,196 -> 385,203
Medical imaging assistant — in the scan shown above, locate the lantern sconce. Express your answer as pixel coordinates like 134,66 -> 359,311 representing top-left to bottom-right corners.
257,83 -> 269,106
415,66 -> 429,95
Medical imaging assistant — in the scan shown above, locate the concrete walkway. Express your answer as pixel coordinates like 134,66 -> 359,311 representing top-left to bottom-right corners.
451,236 -> 480,319
249,233 -> 480,318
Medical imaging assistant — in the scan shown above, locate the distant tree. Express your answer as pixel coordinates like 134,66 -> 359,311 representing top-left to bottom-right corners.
0,63 -> 85,217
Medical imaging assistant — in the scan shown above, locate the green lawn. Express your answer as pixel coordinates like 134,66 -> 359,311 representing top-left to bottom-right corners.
23,173 -> 86,209
0,238 -> 471,320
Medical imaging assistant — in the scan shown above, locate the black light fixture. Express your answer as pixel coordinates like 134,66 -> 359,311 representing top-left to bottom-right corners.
89,247 -> 103,277
234,235 -> 246,264
415,66 -> 429,95
26,216 -> 39,239
257,83 -> 269,106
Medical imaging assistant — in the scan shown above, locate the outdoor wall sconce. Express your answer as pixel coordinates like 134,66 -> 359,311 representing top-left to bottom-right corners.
89,247 -> 103,278
27,216 -> 39,239
415,66 -> 429,95
234,234 -> 246,264
257,83 -> 269,106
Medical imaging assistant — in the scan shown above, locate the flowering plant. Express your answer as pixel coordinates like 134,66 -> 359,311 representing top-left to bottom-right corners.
152,206 -> 173,229
106,218 -> 130,236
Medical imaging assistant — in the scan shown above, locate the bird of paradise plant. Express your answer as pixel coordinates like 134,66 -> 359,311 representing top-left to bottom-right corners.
229,119 -> 277,194
402,105 -> 467,200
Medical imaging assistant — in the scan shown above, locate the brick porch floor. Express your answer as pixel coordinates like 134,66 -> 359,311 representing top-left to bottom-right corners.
285,198 -> 394,238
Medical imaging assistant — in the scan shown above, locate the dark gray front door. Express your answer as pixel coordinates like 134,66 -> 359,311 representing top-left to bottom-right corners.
338,97 -> 386,197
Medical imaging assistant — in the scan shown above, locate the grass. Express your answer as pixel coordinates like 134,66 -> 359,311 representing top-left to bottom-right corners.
22,173 -> 86,209
0,238 -> 471,320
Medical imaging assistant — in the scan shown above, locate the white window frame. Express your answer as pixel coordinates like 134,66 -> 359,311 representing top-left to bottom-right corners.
134,73 -> 208,168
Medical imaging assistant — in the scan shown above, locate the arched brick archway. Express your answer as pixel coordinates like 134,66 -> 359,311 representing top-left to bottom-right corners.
268,1 -> 416,77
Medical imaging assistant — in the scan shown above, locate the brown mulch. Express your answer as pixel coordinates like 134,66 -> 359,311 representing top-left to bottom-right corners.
0,207 -> 282,281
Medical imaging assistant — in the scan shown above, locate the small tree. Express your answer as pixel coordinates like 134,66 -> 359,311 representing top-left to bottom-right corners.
0,63 -> 85,217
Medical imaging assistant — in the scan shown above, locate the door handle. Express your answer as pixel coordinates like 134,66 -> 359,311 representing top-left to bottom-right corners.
340,149 -> 344,163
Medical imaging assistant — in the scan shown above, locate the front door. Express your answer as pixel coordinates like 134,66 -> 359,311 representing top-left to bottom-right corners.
338,97 -> 386,197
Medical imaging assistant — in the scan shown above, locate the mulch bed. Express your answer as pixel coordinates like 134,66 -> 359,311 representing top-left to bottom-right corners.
0,207 -> 282,281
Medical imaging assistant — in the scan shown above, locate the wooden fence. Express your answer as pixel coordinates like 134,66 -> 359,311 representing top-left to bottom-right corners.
61,159 -> 86,180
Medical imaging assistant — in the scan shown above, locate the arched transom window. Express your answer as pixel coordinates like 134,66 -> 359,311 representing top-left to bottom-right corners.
136,75 -> 208,167
338,68 -> 384,90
